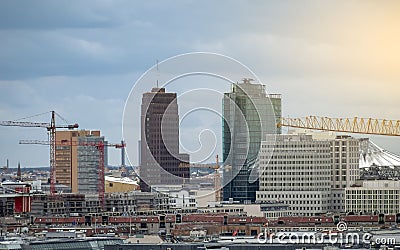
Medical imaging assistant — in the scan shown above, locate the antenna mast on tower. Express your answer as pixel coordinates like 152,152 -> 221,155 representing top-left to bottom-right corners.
156,59 -> 159,88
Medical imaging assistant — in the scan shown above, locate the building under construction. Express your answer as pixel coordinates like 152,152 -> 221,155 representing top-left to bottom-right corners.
55,130 -> 107,194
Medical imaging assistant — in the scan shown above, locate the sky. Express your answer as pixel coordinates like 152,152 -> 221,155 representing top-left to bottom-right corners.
0,0 -> 400,168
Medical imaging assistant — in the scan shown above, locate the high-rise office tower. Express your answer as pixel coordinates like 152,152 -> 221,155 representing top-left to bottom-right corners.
222,79 -> 281,203
55,130 -> 107,194
140,87 -> 190,192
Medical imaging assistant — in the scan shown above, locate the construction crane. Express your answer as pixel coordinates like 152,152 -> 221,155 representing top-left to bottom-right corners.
19,139 -> 125,210
278,116 -> 400,136
190,155 -> 222,202
0,111 -> 78,194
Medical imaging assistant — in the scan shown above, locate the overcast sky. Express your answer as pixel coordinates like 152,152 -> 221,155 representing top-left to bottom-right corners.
1,0 -> 399,168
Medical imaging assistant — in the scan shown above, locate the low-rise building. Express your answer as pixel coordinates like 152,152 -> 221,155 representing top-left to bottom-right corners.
105,176 -> 139,193
259,201 -> 291,219
30,193 -> 101,216
345,179 -> 400,215
151,186 -> 197,213
199,201 -> 263,217
105,191 -> 170,215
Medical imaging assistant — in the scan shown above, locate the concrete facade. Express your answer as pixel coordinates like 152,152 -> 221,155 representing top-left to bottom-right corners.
330,135 -> 361,213
256,134 -> 332,216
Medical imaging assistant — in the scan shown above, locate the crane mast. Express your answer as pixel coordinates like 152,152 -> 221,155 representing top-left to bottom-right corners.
0,111 -> 79,194
49,111 -> 56,194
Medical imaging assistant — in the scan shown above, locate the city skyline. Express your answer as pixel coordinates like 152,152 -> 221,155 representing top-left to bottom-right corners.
2,2 -> 400,247
1,1 -> 400,167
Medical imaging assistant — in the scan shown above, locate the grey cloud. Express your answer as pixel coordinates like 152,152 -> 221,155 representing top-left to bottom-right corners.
0,1 -> 119,30
0,1 -> 399,166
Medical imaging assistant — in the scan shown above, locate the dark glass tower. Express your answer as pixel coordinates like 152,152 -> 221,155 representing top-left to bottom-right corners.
222,79 -> 281,203
140,88 -> 190,192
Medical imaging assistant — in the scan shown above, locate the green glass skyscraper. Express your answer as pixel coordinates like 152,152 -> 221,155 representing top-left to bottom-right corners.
222,79 -> 281,203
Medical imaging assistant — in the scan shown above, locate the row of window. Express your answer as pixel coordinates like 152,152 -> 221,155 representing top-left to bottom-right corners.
262,143 -> 330,148
346,195 -> 400,200
262,170 -> 331,174
260,160 -> 331,165
261,178 -> 330,182
258,193 -> 327,199
346,206 -> 399,214
346,190 -> 400,194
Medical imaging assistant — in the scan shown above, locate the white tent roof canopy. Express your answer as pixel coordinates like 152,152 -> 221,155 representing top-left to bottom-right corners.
360,140 -> 400,168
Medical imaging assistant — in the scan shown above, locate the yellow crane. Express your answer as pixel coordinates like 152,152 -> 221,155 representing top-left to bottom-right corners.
278,116 -> 400,136
190,155 -> 222,202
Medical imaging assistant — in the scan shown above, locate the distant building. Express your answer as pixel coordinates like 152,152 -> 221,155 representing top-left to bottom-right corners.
140,88 -> 190,192
30,193 -> 101,216
151,186 -> 197,212
345,179 -> 400,215
105,191 -> 170,215
199,201 -> 268,217
222,79 -> 281,203
0,182 -> 31,216
55,130 -> 107,194
360,165 -> 400,180
16,162 -> 21,181
259,202 -> 291,219
105,176 -> 139,193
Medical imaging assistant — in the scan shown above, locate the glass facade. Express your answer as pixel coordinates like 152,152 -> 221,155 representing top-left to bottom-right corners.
222,80 -> 281,203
